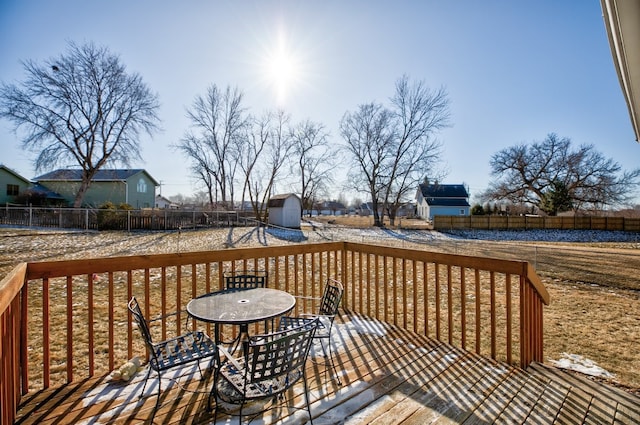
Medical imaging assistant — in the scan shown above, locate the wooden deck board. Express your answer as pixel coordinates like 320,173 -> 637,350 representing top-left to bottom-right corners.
463,366 -> 531,424
374,353 -> 483,424
494,370 -> 552,423
15,311 -> 640,425
341,342 -> 459,424
525,377 -> 574,424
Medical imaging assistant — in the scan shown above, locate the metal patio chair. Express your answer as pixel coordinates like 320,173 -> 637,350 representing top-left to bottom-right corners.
128,297 -> 217,420
224,270 -> 268,290
224,270 -> 274,333
211,318 -> 319,424
279,278 -> 344,385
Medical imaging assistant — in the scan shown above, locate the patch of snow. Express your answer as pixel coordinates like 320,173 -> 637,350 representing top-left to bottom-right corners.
340,317 -> 387,337
549,352 -> 615,379
76,363 -> 204,425
443,229 -> 640,243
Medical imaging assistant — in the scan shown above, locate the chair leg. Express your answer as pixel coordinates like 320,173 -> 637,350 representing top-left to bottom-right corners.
209,370 -> 218,413
144,371 -> 161,425
154,372 -> 162,411
303,370 -> 314,425
140,366 -> 152,399
321,338 -> 342,386
211,391 -> 218,422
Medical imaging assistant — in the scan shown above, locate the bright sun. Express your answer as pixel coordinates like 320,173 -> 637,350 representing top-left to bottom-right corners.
263,33 -> 301,105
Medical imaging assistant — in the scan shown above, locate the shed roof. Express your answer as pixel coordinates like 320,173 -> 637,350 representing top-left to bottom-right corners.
268,193 -> 301,208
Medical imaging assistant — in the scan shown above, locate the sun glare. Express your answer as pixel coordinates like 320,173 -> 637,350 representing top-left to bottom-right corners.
262,32 -> 301,105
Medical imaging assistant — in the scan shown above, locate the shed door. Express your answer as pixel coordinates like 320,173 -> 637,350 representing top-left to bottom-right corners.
284,208 -> 298,227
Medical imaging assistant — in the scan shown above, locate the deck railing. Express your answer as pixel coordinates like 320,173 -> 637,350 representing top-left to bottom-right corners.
0,241 -> 549,425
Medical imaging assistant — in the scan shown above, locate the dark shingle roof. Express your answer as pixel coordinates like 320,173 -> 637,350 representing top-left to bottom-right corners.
419,183 -> 469,198
27,183 -> 65,199
426,198 -> 470,207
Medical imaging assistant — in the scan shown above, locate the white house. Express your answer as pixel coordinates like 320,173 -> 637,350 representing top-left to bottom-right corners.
416,182 -> 470,220
268,193 -> 302,228
155,195 -> 180,209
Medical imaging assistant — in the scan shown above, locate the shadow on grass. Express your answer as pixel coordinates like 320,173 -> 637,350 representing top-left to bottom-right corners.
266,226 -> 307,242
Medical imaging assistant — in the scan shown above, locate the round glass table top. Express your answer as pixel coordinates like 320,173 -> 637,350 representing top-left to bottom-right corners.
186,288 -> 296,325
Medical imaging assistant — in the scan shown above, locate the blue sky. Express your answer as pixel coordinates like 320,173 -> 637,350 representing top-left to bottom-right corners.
0,1 -> 637,204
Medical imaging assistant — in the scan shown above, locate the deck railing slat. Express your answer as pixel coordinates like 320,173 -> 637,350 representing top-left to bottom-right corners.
506,273 -> 512,365
461,266 -> 467,350
43,277 -> 50,389
447,265 -> 453,344
108,272 -> 114,373
0,263 -> 26,425
490,271 -> 496,359
127,270 -> 133,360
435,263 -> 441,341
66,275 -> 74,382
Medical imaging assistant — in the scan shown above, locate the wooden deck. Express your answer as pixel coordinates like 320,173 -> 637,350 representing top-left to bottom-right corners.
15,311 -> 640,424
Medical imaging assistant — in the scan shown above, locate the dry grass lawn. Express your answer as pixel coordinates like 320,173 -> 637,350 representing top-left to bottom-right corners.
1,219 -> 639,396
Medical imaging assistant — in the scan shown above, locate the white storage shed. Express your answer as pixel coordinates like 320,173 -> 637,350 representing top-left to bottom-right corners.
268,193 -> 302,229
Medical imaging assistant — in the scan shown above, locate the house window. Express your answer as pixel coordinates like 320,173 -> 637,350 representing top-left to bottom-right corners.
6,184 -> 19,196
459,209 -> 465,215
136,178 -> 147,193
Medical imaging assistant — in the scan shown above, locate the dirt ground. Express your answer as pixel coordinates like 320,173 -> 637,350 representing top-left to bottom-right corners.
1,221 -> 639,395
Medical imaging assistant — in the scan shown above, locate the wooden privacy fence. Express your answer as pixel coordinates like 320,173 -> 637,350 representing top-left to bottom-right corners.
0,241 -> 549,425
434,214 -> 640,231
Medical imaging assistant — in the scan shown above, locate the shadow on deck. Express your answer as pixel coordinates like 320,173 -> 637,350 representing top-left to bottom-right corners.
15,311 -> 640,424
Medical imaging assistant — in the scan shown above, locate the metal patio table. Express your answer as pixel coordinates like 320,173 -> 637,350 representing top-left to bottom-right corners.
186,287 -> 296,353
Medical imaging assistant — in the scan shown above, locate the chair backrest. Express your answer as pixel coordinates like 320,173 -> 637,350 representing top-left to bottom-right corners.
224,271 -> 267,290
247,318 -> 319,389
128,297 -> 155,351
319,279 -> 344,316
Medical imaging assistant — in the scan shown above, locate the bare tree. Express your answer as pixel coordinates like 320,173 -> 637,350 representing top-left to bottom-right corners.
176,84 -> 249,209
237,113 -> 269,218
290,120 -> 336,216
175,131 -> 218,206
242,110 -> 294,222
340,102 -> 395,226
340,76 -> 450,226
483,133 -> 640,213
383,76 -> 450,226
0,41 -> 160,207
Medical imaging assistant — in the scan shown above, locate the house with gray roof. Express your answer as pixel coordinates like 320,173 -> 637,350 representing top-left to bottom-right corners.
34,169 -> 158,208
416,182 -> 470,220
